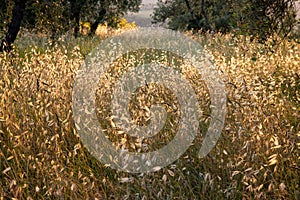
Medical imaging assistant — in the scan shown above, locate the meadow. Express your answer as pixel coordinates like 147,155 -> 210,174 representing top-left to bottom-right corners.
0,28 -> 299,199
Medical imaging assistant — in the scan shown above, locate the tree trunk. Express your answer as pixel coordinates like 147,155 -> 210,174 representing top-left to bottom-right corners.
90,9 -> 107,36
0,0 -> 27,52
200,0 -> 212,31
184,0 -> 201,29
73,11 -> 81,38
70,0 -> 83,38
90,0 -> 107,36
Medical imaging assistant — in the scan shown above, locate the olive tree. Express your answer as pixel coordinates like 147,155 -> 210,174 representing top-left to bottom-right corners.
153,0 -> 299,41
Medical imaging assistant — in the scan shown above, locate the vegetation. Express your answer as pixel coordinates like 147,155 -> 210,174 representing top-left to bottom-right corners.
0,30 -> 299,198
153,0 -> 299,41
0,0 -> 142,51
0,0 -> 299,199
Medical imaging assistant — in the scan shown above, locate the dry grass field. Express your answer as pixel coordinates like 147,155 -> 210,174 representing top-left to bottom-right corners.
0,30 -> 299,199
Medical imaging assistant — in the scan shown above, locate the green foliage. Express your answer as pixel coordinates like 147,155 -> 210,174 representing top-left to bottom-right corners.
1,0 -> 73,37
1,0 -> 142,38
32,0 -> 72,37
235,0 -> 299,41
67,0 -> 141,33
0,0 -> 14,34
153,0 -> 299,41
153,0 -> 238,32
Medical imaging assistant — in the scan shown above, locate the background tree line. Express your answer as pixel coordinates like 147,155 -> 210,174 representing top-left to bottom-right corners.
153,0 -> 300,41
0,0 -> 142,52
0,0 -> 299,52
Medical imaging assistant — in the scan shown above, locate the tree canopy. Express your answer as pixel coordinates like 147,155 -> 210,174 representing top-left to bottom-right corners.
0,0 -> 142,51
153,0 -> 299,41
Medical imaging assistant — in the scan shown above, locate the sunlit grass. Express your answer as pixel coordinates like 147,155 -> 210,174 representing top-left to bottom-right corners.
0,31 -> 299,199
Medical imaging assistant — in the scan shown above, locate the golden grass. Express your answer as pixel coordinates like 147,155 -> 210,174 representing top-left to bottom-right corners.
0,33 -> 299,199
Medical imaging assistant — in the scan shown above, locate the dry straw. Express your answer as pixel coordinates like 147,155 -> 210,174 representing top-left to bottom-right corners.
0,32 -> 299,199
